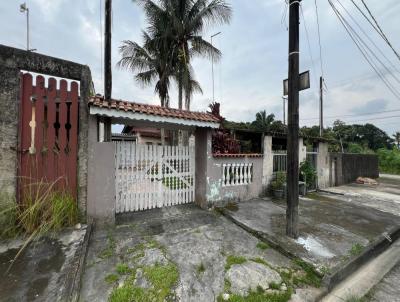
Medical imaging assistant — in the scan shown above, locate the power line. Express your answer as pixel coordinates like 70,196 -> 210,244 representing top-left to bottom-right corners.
301,108 -> 400,121
314,0 -> 325,80
360,0 -> 400,62
300,4 -> 318,88
336,0 -> 400,84
328,114 -> 400,123
328,0 -> 400,101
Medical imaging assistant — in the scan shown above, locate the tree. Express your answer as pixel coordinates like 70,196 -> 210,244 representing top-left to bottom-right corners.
394,132 -> 400,148
135,0 -> 232,110
118,31 -> 174,107
251,111 -> 275,131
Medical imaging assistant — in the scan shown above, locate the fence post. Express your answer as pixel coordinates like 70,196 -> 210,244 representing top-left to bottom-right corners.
317,141 -> 330,189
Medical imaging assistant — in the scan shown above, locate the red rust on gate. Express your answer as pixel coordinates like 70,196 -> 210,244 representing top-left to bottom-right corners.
18,73 -> 79,202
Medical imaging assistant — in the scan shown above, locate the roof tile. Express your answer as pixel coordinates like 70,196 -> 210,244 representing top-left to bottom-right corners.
89,96 -> 221,123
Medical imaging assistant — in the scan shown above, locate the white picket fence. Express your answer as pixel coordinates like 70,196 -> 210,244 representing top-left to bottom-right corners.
115,142 -> 195,213
222,163 -> 253,186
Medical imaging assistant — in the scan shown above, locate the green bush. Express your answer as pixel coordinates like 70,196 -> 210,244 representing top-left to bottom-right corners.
271,172 -> 286,191
299,160 -> 317,189
377,148 -> 400,175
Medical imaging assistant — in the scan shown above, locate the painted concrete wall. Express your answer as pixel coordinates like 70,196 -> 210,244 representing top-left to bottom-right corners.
317,142 -> 330,189
299,138 -> 307,164
206,156 -> 264,204
87,142 -> 116,224
194,128 -> 211,209
0,45 -> 92,214
262,136 -> 273,188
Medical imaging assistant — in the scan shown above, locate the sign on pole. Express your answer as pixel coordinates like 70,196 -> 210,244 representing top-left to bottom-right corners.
283,70 -> 310,96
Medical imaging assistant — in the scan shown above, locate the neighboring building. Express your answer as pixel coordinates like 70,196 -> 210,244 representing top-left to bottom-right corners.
120,126 -> 167,145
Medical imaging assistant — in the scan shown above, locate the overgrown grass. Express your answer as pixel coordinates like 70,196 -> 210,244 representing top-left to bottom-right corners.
349,243 -> 364,257
1,180 -> 79,272
217,288 -> 292,302
345,295 -> 366,302
105,273 -> 119,284
378,148 -> 400,175
116,263 -> 130,275
292,259 -> 322,288
100,231 -> 116,259
225,255 -> 247,270
256,242 -> 269,250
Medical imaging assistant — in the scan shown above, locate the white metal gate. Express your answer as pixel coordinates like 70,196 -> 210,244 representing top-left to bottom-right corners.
115,142 -> 195,213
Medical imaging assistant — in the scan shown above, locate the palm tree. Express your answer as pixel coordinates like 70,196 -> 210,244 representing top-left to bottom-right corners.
135,0 -> 232,110
252,111 -> 275,132
394,132 -> 400,148
118,31 -> 174,107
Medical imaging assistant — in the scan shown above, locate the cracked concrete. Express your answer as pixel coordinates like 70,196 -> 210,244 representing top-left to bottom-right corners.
80,204 -> 321,302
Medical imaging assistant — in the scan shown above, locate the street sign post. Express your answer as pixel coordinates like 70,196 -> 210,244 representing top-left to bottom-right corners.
283,70 -> 310,96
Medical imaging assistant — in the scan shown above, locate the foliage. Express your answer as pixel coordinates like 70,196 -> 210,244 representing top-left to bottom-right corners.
105,273 -> 119,284
225,255 -> 247,270
256,242 -> 269,250
394,132 -> 400,148
346,143 -> 373,154
217,288 -> 292,302
299,160 -> 317,189
122,0 -> 232,110
349,243 -> 364,257
143,262 -> 179,300
292,259 -> 321,288
212,130 -> 241,154
270,172 -> 286,191
116,263 -> 131,275
377,148 -> 400,175
196,262 -> 206,274
1,181 -> 78,240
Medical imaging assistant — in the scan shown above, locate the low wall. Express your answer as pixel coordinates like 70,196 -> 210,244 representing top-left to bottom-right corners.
329,153 -> 379,186
206,155 -> 264,204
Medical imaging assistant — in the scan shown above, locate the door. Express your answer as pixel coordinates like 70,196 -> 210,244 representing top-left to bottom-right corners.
18,73 -> 79,202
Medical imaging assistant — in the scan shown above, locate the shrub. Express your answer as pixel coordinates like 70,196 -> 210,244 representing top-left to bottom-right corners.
299,160 -> 317,189
377,148 -> 400,175
271,172 -> 286,191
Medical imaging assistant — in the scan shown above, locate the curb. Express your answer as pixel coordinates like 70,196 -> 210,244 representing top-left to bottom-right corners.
63,223 -> 93,302
322,224 -> 400,291
317,189 -> 345,196
219,207 -> 400,298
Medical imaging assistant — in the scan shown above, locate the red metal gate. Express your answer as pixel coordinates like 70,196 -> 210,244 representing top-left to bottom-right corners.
18,73 -> 79,201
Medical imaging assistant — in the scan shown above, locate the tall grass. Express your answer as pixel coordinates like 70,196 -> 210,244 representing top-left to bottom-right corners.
377,148 -> 400,175
0,179 -> 79,272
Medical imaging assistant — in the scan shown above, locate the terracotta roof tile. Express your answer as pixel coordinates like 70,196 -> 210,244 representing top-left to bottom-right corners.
89,96 -> 221,123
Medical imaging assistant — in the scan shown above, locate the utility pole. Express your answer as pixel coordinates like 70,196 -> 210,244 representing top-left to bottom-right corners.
286,0 -> 301,239
103,0 -> 112,141
211,32 -> 221,102
319,76 -> 323,136
282,96 -> 287,125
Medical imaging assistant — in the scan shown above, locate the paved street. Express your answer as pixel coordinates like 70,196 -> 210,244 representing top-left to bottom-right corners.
369,260 -> 400,302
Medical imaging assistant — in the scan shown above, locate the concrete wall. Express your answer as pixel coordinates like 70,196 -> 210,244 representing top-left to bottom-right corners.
206,156 -> 264,204
195,128 -> 212,208
0,45 -> 92,214
262,136 -> 273,188
317,142 -> 330,189
329,153 -> 379,186
87,142 -> 116,224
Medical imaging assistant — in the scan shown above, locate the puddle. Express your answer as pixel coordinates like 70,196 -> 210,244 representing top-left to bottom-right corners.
295,236 -> 335,259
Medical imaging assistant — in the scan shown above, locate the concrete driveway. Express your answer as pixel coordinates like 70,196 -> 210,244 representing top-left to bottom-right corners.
320,174 -> 400,217
80,204 -> 322,302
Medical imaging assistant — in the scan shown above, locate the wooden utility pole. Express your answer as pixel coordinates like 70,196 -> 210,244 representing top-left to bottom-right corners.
319,76 -> 323,136
103,0 -> 112,141
286,0 -> 301,238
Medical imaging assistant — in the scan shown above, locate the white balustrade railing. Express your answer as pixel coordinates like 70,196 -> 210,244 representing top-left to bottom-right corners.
222,163 -> 253,186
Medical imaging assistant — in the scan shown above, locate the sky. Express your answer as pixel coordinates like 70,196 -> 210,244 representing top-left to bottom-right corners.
1,0 -> 399,136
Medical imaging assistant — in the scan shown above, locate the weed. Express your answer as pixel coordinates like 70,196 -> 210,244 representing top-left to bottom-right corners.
345,295 -> 366,302
349,243 -> 364,257
269,282 -> 281,290
116,263 -> 130,275
196,262 -> 206,274
292,259 -> 321,288
105,273 -> 119,284
250,258 -> 270,267
224,278 -> 232,292
256,242 -> 269,250
143,262 -> 179,301
99,231 -> 116,259
217,288 -> 292,302
225,255 -> 247,270
108,285 -> 146,302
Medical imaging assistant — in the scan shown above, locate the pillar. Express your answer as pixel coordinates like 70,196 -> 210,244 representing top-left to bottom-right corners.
195,127 -> 212,209
262,135 -> 273,188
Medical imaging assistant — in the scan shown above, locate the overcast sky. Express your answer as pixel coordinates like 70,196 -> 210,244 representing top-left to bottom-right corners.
1,0 -> 399,135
